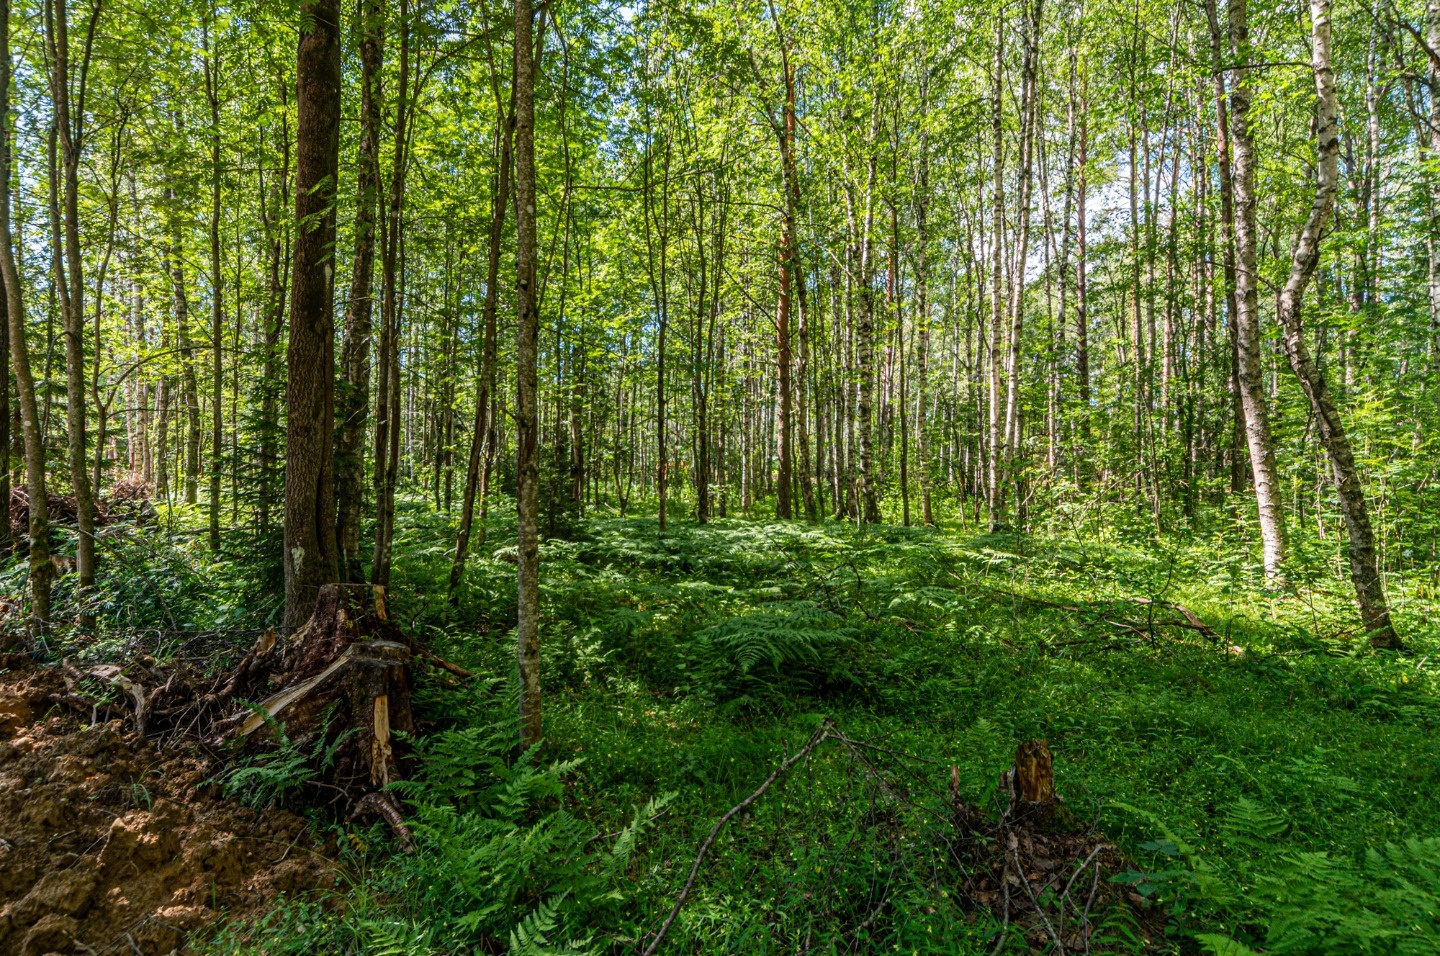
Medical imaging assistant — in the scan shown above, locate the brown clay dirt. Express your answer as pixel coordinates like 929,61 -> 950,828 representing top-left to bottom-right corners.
0,657 -> 340,955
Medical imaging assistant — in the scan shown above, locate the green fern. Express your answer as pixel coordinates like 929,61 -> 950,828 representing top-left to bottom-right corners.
209,706 -> 355,810
1196,934 -> 1260,956
359,919 -> 435,956
602,791 -> 676,882
1254,838 -> 1440,954
508,895 -> 596,956
691,601 -> 853,700
1220,796 -> 1288,849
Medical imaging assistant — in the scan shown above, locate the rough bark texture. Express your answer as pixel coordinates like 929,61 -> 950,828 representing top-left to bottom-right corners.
0,161 -> 6,557
206,26 -> 224,551
515,0 -> 542,751
1203,0 -> 1248,499
987,20 -> 1006,529
1429,0 -> 1440,366
1227,0 -> 1287,577
283,0 -> 342,629
1273,0 -> 1400,650
776,231 -> 794,520
856,98 -> 881,525
49,0 -> 96,621
451,100 -> 513,599
335,0 -> 383,584
1,0 -> 49,633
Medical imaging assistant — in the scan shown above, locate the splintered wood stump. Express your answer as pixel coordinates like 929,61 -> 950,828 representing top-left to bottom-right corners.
1005,739 -> 1081,834
222,583 -> 415,791
1015,739 -> 1055,804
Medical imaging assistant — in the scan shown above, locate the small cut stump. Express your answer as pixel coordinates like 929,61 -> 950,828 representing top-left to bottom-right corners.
950,740 -> 1161,951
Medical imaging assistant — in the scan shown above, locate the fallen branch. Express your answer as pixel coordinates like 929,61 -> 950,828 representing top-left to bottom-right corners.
641,720 -> 835,956
984,587 -> 1221,645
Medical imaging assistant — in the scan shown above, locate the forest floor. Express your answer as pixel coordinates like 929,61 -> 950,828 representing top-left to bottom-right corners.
0,655 -> 340,954
7,505 -> 1440,953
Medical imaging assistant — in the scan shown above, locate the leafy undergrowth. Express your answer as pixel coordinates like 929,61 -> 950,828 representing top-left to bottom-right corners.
12,500 -> 1440,953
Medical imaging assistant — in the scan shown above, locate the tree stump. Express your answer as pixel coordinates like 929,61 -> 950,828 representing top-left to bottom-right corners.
217,583 -> 416,792
1003,739 -> 1081,834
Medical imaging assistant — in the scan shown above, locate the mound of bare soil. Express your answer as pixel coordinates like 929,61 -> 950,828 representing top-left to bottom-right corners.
0,657 -> 340,955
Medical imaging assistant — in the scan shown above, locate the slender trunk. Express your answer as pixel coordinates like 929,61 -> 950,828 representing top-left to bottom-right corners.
256,99 -> 290,534
1228,0 -> 1287,576
776,231 -> 794,519
2,0 -> 49,632
205,22 -> 223,549
1204,0 -> 1247,496
1075,72 -> 1091,456
987,18 -> 1007,529
515,0 -> 542,751
372,0 -> 411,588
335,0 -> 383,582
47,0 -> 98,620
916,69 -> 933,525
1002,0 -> 1042,501
1428,0 -> 1440,368
452,96 -> 513,598
770,33 -> 816,523
1274,0 -> 1399,649
283,0 -> 341,628
896,203 -> 910,527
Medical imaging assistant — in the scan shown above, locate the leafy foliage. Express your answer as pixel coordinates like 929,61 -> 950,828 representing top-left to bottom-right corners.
688,601 -> 854,704
54,507 -> 1440,954
210,708 -> 354,810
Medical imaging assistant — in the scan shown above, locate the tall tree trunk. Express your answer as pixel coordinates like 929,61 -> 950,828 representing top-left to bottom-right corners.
335,0 -> 383,583
256,98 -> 290,535
1228,0 -> 1287,577
857,96 -> 881,525
1427,0 -> 1440,370
987,18 -> 1006,529
163,179 -> 202,509
205,22 -> 223,549
515,0 -> 542,751
283,0 -> 341,628
1204,0 -> 1246,497
2,0 -> 49,633
372,0 -> 411,588
767,17 -> 817,523
1075,71 -> 1091,458
1274,0 -> 1399,649
916,66 -> 933,525
0,23 -> 7,557
451,96 -> 513,598
1002,0 -> 1042,503
776,230 -> 794,519
47,0 -> 98,621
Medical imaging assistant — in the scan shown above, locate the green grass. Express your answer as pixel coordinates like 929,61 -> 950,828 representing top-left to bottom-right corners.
27,498 -> 1440,953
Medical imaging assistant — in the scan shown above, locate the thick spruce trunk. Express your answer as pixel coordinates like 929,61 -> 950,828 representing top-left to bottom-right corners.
283,0 -> 342,628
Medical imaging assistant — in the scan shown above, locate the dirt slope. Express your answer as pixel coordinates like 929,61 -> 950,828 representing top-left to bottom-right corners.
0,658 -> 338,955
